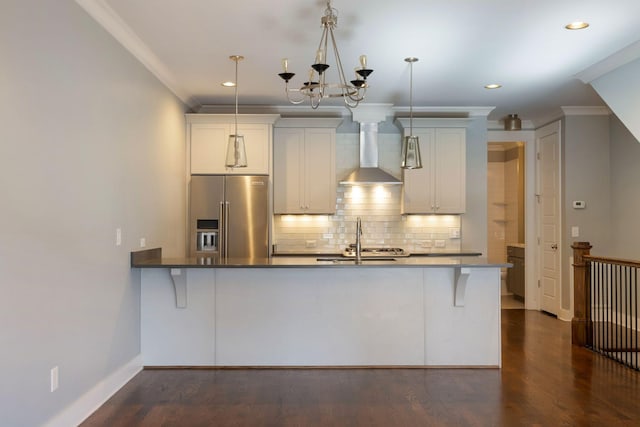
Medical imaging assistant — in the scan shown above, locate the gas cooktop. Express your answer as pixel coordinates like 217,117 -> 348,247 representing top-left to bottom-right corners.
342,246 -> 410,257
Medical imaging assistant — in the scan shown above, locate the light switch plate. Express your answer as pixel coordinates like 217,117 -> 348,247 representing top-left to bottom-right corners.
571,226 -> 580,237
50,366 -> 59,392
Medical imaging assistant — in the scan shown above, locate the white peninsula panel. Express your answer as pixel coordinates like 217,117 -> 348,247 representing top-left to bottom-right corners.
215,268 -> 424,366
138,262 -> 502,367
141,268 -> 216,365
423,268 -> 501,366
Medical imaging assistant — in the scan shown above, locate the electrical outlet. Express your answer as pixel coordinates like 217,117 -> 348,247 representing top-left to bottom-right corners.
116,228 -> 122,246
50,366 -> 59,392
140,238 -> 146,248
421,240 -> 432,248
435,240 -> 446,248
449,229 -> 461,239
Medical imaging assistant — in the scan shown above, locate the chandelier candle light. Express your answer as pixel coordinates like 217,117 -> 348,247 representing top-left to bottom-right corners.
401,57 -> 422,169
278,1 -> 373,109
225,55 -> 247,168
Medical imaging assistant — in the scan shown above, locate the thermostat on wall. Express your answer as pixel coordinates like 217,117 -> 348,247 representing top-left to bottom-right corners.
572,200 -> 586,209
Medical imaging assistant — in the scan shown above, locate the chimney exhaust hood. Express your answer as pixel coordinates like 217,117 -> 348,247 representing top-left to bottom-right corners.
339,122 -> 402,185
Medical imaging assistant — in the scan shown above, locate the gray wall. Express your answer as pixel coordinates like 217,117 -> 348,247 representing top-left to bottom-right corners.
462,117 -> 489,255
561,115 -> 611,310
0,1 -> 187,426
591,57 -> 640,143
609,115 -> 640,259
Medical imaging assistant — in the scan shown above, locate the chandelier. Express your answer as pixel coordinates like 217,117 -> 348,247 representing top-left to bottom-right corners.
278,1 -> 373,109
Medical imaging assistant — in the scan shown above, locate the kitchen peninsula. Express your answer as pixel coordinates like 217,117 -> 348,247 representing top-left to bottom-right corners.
133,249 -> 507,368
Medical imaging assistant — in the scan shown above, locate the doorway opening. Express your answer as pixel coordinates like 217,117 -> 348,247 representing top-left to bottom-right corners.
488,142 -> 525,309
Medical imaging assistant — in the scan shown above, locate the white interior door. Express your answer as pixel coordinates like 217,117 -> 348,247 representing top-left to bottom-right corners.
536,121 -> 561,315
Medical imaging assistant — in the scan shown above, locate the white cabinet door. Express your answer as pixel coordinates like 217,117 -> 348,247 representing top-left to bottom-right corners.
434,128 -> 465,213
188,115 -> 276,175
234,123 -> 270,175
273,127 -> 336,214
273,128 -> 304,213
304,128 -> 336,214
402,129 -> 435,213
190,123 -> 228,175
402,128 -> 465,214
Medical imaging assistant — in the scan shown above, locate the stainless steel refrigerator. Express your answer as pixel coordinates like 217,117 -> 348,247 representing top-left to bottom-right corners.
189,175 -> 269,258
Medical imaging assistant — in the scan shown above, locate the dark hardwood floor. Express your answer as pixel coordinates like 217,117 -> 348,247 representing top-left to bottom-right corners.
81,310 -> 640,426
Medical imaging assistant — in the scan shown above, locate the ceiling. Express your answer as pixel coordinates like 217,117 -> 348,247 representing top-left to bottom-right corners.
84,0 -> 640,124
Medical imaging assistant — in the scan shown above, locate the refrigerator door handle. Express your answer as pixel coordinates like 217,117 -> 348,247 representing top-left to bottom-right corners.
224,201 -> 230,258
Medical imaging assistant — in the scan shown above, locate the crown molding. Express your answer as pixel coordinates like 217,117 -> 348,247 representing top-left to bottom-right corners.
575,40 -> 640,83
74,0 -> 199,109
392,106 -> 495,117
198,104 -> 349,116
395,117 -> 472,129
560,106 -> 611,116
274,117 -> 344,128
185,114 -> 280,125
351,104 -> 394,123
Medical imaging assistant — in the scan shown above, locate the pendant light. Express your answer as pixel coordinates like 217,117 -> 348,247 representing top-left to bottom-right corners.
225,55 -> 248,168
401,57 -> 422,169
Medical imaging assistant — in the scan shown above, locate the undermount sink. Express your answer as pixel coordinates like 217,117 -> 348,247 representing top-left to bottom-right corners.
316,257 -> 397,263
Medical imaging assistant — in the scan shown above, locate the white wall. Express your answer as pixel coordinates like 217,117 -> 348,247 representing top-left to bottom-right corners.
0,1 -> 187,426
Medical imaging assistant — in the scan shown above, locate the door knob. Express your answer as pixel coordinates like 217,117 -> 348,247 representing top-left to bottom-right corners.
551,244 -> 558,250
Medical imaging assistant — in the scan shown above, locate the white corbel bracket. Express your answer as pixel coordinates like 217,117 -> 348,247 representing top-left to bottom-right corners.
454,267 -> 472,307
169,268 -> 187,308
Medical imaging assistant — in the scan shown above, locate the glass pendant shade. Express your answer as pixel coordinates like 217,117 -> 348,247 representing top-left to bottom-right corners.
225,134 -> 247,168
401,57 -> 423,169
401,135 -> 422,169
225,55 -> 247,168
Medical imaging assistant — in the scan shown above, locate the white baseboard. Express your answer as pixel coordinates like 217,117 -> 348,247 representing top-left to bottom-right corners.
558,308 -> 573,322
43,354 -> 143,427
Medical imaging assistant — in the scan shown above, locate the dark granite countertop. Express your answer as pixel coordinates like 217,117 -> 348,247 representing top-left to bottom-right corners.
132,248 -> 505,269
272,251 -> 482,257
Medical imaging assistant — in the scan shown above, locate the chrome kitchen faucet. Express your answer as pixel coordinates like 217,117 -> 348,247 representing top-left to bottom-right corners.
355,217 -> 362,263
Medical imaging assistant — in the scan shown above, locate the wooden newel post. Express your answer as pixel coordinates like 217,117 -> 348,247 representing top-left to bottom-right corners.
571,241 -> 592,346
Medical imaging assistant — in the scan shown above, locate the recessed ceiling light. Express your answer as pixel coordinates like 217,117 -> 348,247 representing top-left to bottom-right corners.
484,83 -> 502,89
221,81 -> 236,87
565,21 -> 589,30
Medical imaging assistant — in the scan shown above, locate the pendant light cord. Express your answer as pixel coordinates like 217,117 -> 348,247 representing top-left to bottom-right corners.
409,60 -> 413,136
404,57 -> 418,135
234,57 -> 239,137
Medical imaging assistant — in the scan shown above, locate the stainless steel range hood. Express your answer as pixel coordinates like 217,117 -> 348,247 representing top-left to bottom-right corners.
339,122 -> 402,185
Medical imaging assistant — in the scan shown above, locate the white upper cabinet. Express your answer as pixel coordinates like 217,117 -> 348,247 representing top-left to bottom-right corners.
273,118 -> 342,214
187,114 -> 279,175
397,119 -> 467,214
